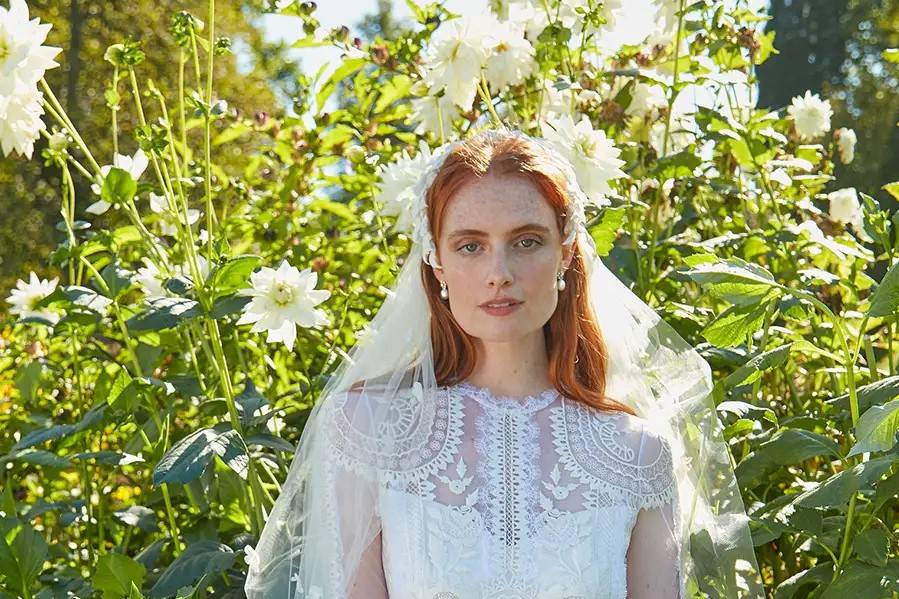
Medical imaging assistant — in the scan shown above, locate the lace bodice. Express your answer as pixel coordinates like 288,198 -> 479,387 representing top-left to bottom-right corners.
316,381 -> 682,599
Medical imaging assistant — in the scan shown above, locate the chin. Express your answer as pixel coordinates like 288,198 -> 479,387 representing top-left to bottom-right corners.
469,322 -> 535,343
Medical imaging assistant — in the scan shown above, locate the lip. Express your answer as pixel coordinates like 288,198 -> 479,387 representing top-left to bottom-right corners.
479,297 -> 522,308
480,298 -> 523,316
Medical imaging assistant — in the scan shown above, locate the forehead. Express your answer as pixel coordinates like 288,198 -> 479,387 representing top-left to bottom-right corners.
441,173 -> 556,231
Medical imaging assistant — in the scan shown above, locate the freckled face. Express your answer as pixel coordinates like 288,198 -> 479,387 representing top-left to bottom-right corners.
433,172 -> 571,343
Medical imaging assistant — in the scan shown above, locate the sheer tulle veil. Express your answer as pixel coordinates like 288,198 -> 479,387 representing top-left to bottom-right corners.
244,126 -> 765,598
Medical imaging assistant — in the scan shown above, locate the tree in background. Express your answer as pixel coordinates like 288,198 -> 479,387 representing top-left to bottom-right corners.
0,0 -> 300,300
757,0 -> 899,206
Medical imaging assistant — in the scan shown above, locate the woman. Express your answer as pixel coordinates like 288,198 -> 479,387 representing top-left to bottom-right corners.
244,127 -> 764,598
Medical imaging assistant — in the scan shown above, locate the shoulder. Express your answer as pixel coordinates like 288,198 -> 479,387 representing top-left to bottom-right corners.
321,382 -> 463,479
551,398 -> 676,506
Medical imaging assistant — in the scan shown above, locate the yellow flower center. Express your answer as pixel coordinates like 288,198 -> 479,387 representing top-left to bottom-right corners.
272,282 -> 295,305
575,134 -> 596,157
0,35 -> 9,63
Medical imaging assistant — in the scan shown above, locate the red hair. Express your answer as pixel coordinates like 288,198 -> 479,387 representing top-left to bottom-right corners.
421,128 -> 636,416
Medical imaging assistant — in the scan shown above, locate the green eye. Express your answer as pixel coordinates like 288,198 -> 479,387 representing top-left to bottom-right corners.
459,243 -> 479,254
520,238 -> 541,249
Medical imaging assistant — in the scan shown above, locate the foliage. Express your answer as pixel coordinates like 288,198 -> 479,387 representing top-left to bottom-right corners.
1,0 -> 899,597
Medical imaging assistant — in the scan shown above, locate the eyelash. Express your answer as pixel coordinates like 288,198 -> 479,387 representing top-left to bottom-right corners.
457,237 -> 543,255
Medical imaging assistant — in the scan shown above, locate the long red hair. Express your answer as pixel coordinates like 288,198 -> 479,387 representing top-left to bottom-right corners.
421,128 -> 635,416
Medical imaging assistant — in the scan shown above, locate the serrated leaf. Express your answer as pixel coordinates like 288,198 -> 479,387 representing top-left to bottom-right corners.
682,256 -> 780,306
702,301 -> 769,348
722,343 -> 792,389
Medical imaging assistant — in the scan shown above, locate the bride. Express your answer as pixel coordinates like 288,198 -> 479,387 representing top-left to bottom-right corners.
244,127 -> 764,598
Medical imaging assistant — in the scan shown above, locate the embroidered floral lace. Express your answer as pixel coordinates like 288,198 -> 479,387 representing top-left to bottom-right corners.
316,381 -> 682,599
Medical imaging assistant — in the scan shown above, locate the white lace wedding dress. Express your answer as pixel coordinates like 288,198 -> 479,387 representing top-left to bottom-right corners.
318,380 -> 682,599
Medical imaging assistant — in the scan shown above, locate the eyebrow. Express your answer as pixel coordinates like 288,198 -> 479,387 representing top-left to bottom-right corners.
447,224 -> 551,241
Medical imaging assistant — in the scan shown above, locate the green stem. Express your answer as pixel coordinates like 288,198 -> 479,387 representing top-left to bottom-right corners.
39,78 -> 102,175
179,48 -> 188,162
203,0 -> 217,262
479,74 -> 503,126
661,0 -> 687,157
111,66 -> 119,158
78,255 -> 144,377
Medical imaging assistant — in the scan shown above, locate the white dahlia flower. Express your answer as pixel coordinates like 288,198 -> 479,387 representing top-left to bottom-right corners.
236,260 -> 331,351
787,90 -> 832,141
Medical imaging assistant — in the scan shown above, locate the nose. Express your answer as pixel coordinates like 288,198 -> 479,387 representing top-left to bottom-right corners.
486,247 -> 513,289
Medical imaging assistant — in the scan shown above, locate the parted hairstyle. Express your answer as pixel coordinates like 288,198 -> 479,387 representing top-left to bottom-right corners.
421,129 -> 636,416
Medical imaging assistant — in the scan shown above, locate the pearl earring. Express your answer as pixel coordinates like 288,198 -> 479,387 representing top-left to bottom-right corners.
556,271 -> 566,291
440,280 -> 449,299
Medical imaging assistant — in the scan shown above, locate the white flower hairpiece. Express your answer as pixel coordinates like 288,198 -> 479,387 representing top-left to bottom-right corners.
402,128 -> 607,269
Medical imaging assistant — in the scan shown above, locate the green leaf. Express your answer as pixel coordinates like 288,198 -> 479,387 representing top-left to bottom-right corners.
702,301 -> 770,348
589,206 -> 626,257
828,375 -> 899,415
316,58 -> 367,112
14,361 -> 43,404
374,75 -> 413,113
101,167 -> 138,205
13,449 -> 71,468
849,399 -> 899,456
95,552 -> 147,599
153,427 -> 249,485
773,563 -> 834,599
126,297 -> 201,331
819,559 -> 899,599
209,294 -> 251,319
682,255 -> 780,306
794,455 -> 894,509
208,255 -> 261,300
652,150 -> 701,178
246,432 -> 296,454
0,522 -> 48,595
736,428 -> 841,487
148,541 -> 235,598
868,258 -> 899,318
722,343 -> 792,389
854,526 -> 890,566
62,285 -> 113,314
101,261 -> 136,298
883,181 -> 899,202
114,505 -> 159,533
235,380 -> 268,429
107,367 -> 134,407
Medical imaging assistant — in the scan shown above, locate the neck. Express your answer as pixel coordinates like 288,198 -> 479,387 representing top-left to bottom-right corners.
466,328 -> 553,397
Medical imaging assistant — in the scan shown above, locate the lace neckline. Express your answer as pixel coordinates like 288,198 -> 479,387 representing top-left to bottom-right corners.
453,380 -> 560,414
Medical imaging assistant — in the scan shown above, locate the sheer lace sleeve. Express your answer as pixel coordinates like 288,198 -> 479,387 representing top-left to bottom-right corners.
245,388 -> 389,598
626,424 -> 681,599
323,388 -> 389,598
